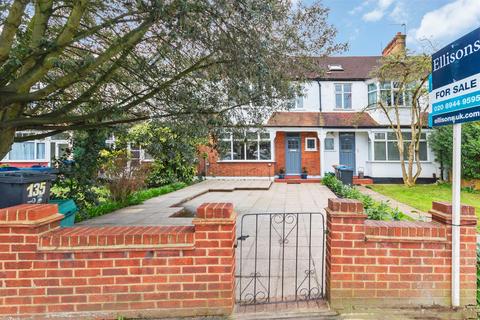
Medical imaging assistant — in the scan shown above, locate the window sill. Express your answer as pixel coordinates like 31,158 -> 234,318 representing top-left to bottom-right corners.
1,159 -> 48,162
305,149 -> 317,152
217,160 -> 274,163
366,160 -> 431,163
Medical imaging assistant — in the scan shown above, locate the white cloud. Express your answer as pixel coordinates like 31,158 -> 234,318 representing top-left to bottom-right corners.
349,0 -> 371,16
362,0 -> 394,22
389,2 -> 407,24
414,0 -> 480,44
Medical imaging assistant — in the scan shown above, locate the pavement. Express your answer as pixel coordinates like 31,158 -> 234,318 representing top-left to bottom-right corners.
77,179 -> 273,226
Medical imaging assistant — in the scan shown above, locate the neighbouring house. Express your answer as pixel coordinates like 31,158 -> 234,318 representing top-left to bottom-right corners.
201,33 -> 439,182
0,133 -> 153,168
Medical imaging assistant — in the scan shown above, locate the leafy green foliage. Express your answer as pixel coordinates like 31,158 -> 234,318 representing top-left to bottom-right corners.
51,129 -> 108,219
127,123 -> 199,187
78,182 -> 187,222
0,0 -> 346,160
322,173 -> 410,221
429,123 -> 480,179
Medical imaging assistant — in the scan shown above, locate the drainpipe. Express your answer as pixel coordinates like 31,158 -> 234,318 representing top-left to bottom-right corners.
316,80 -> 322,112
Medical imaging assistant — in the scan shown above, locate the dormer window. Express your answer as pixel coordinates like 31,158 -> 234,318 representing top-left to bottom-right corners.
328,64 -> 344,71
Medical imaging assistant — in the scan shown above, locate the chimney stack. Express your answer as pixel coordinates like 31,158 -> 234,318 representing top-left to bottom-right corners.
382,32 -> 406,56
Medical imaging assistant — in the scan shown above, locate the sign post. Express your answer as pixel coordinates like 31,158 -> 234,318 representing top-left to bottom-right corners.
429,26 -> 480,307
451,123 -> 461,307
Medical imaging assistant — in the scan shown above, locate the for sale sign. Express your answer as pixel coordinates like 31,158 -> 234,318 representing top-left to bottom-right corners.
429,26 -> 480,126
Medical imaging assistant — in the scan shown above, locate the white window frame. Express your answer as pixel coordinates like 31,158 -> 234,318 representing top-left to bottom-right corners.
371,131 -> 429,162
292,94 -> 304,110
334,83 -> 352,109
324,137 -> 335,151
368,81 -> 414,108
218,131 -> 273,162
4,140 -> 48,162
305,137 -> 317,151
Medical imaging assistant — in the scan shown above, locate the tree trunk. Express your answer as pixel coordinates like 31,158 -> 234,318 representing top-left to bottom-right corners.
0,128 -> 15,160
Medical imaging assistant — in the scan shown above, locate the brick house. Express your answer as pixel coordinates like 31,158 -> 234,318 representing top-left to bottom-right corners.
201,33 -> 439,182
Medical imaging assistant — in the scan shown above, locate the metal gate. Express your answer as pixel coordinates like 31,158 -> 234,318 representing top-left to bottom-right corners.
236,212 -> 325,305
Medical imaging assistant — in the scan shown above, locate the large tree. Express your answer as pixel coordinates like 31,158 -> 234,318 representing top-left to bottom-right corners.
0,0 -> 345,159
367,52 -> 431,186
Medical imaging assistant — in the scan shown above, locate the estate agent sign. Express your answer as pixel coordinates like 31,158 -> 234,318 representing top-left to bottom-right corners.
429,26 -> 480,126
428,26 -> 480,308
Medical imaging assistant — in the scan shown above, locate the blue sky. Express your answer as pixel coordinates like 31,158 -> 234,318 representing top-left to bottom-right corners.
310,0 -> 480,56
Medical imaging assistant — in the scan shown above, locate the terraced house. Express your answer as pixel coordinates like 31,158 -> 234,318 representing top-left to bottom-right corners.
203,33 -> 439,183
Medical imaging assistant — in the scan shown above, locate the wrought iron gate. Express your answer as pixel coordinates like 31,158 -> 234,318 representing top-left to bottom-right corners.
236,212 -> 325,305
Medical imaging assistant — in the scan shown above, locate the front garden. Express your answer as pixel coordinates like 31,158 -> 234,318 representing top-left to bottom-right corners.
369,183 -> 480,230
322,174 -> 411,221
50,125 -> 201,223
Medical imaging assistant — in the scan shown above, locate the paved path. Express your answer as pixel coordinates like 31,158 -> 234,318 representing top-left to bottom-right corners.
357,186 -> 431,221
77,179 -> 272,226
181,183 -> 335,305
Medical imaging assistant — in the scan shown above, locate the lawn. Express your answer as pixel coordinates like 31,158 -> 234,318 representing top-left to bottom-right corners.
369,183 -> 480,229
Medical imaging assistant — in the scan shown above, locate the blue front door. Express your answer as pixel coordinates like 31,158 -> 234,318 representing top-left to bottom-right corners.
339,133 -> 356,173
285,134 -> 301,175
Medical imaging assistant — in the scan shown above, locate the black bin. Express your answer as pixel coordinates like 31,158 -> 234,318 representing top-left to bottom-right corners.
337,167 -> 354,186
0,171 -> 56,208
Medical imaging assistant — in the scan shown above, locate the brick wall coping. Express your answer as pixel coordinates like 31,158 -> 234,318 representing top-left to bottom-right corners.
364,220 -> 447,243
0,204 -> 62,226
39,226 -> 195,251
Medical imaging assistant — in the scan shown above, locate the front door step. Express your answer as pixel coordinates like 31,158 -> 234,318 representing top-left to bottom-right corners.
235,300 -> 340,320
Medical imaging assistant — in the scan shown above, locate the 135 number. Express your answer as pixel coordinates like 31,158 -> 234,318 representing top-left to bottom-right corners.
26,182 -> 46,198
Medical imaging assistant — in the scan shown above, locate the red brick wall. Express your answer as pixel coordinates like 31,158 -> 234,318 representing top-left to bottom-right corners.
0,203 -> 236,319
275,132 -> 320,176
326,198 -> 477,311
0,162 -> 49,168
274,132 -> 286,174
300,132 -> 320,176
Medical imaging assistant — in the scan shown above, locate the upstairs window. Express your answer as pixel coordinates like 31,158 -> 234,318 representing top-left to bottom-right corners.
368,83 -> 377,106
291,94 -> 304,109
369,81 -> 414,107
334,83 -> 352,109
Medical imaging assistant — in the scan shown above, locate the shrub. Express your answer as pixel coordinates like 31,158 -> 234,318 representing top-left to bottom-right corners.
429,123 -> 480,180
52,129 -> 108,214
322,173 -> 410,221
100,150 -> 149,202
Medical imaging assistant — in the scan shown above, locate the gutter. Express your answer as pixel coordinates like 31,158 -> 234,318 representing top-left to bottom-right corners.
316,80 -> 322,112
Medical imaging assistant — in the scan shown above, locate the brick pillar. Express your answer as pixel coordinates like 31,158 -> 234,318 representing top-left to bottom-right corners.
0,204 -> 62,316
429,201 -> 477,306
192,203 -> 236,314
325,198 -> 367,305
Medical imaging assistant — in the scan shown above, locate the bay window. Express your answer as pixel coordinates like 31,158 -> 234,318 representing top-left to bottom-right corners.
372,131 -> 428,161
220,132 -> 272,161
368,81 -> 414,107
